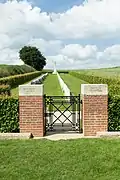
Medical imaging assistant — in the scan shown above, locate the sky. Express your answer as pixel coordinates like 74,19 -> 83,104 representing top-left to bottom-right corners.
0,0 -> 120,69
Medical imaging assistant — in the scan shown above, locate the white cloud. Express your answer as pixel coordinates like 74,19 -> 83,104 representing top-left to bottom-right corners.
28,39 -> 63,55
61,44 -> 98,60
0,0 -> 120,68
50,0 -> 120,39
46,44 -> 120,69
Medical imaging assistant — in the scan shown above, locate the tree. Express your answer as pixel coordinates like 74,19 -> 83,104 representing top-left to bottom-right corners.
19,46 -> 46,71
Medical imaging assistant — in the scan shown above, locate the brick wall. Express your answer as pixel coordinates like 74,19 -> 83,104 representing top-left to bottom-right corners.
19,96 -> 44,137
19,85 -> 44,137
81,84 -> 108,136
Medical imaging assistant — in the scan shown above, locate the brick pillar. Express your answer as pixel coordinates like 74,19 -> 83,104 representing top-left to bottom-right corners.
19,84 -> 44,137
81,84 -> 108,136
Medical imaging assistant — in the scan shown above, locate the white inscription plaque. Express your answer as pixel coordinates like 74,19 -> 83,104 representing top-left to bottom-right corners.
19,84 -> 43,96
81,84 -> 108,95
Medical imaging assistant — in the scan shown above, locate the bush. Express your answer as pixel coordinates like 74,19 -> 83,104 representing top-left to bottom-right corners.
70,71 -> 120,85
69,71 -> 120,95
0,97 -> 19,132
0,71 -> 42,88
70,71 -> 120,131
0,95 -> 120,133
0,85 -> 11,96
0,64 -> 35,78
108,95 -> 120,131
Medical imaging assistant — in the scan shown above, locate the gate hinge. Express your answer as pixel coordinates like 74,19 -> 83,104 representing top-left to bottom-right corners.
80,100 -> 82,104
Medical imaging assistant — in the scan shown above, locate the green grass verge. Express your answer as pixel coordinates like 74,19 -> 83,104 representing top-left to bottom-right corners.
11,74 -> 63,98
0,139 -> 120,180
11,79 -> 34,98
44,74 -> 62,96
60,74 -> 88,95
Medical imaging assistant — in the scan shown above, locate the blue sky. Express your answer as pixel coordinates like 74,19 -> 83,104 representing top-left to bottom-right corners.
30,0 -> 84,13
26,0 -> 120,50
0,0 -> 120,69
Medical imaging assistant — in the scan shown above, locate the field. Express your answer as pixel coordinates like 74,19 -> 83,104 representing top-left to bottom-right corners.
1,65 -> 120,98
11,79 -> 34,98
0,67 -> 120,180
10,66 -> 120,98
0,64 -> 35,78
11,74 -> 63,98
77,66 -> 120,78
61,74 -> 88,95
0,139 -> 120,180
11,73 -> 88,97
44,74 -> 62,95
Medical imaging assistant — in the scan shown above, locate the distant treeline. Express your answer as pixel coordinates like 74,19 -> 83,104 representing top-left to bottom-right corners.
42,69 -> 69,74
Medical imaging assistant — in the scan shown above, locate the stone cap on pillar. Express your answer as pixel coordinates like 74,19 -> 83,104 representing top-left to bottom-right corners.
19,84 -> 44,96
81,84 -> 108,95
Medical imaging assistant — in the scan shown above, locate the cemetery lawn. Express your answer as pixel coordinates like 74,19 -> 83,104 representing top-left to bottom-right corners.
44,74 -> 63,95
0,139 -> 120,180
61,74 -> 88,95
11,75 -> 43,98
11,79 -> 33,98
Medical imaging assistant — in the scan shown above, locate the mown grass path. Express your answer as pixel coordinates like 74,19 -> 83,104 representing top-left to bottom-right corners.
0,139 -> 120,180
61,73 -> 88,95
11,74 -> 63,98
44,74 -> 62,96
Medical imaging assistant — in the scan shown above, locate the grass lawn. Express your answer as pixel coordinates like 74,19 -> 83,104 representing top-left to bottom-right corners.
11,75 -> 43,98
44,74 -> 62,96
0,139 -> 120,180
61,74 -> 88,95
11,74 -> 63,98
11,79 -> 33,98
78,67 -> 120,78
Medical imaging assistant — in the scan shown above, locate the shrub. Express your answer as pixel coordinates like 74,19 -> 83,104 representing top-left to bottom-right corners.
0,97 -> 19,132
69,71 -> 120,95
0,85 -> 11,96
70,71 -> 120,131
0,71 -> 42,88
108,95 -> 120,131
0,94 -> 120,133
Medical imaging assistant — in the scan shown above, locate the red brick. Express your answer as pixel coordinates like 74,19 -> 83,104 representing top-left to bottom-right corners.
82,95 -> 108,136
19,96 -> 44,137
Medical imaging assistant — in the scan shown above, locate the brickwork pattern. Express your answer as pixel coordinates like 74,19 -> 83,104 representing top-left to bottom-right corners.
19,96 -> 44,137
83,95 -> 108,136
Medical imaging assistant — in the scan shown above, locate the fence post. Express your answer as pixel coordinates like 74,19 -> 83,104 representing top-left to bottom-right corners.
19,84 -> 44,137
81,84 -> 108,136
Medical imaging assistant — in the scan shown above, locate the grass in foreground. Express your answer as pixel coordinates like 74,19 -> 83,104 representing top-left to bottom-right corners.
61,74 -> 88,95
0,139 -> 120,180
44,74 -> 62,96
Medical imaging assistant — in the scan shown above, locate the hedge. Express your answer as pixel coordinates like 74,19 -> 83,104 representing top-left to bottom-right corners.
0,71 -> 42,88
69,71 -> 120,95
0,97 -> 19,133
108,95 -> 120,131
0,85 -> 11,96
0,95 -> 120,132
0,64 -> 35,78
70,71 -> 120,131
69,71 -> 120,85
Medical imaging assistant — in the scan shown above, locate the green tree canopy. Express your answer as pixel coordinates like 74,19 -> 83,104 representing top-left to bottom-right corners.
19,46 -> 46,71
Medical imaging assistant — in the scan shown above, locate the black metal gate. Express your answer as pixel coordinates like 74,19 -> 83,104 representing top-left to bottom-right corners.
44,94 -> 82,134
